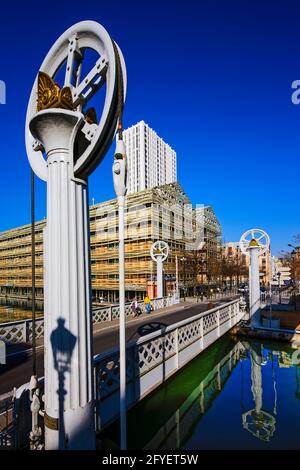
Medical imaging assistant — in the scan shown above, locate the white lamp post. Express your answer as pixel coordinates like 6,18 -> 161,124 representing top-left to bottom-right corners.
239,229 -> 270,326
112,136 -> 127,450
175,254 -> 179,295
25,21 -> 126,450
151,241 -> 169,298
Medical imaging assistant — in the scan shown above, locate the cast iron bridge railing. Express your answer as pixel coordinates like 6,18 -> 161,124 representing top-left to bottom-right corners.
1,297 -> 244,448
0,392 -> 15,448
93,298 -> 244,429
0,295 -> 180,344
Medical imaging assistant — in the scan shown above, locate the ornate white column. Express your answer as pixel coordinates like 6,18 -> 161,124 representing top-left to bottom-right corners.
248,241 -> 261,326
156,256 -> 163,298
239,229 -> 270,327
25,20 -> 127,450
30,109 -> 94,449
150,241 -> 169,299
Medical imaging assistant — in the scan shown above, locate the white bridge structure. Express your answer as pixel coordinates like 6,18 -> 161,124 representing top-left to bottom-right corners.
0,298 -> 245,448
0,296 -> 177,345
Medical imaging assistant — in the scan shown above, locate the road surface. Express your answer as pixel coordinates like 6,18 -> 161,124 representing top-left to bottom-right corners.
0,297 -> 237,396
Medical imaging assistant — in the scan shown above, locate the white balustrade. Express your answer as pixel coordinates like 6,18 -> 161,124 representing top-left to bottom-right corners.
0,295 -> 179,344
93,298 -> 244,429
2,298 -> 244,448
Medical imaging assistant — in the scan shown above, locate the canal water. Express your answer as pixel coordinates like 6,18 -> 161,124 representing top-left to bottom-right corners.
99,334 -> 300,450
0,297 -> 43,322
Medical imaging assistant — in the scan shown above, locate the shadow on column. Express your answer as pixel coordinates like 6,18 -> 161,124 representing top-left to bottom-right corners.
50,318 -> 76,449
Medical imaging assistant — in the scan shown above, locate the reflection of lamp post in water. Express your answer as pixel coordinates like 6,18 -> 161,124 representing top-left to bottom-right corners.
198,254 -> 205,300
242,342 -> 276,442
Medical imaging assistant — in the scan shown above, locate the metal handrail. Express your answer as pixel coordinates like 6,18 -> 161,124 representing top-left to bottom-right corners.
93,298 -> 239,363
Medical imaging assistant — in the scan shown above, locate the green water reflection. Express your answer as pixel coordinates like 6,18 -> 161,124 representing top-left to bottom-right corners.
100,334 -> 300,450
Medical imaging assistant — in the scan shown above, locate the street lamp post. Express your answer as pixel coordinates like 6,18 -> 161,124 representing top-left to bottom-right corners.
25,21 -> 126,450
200,255 -> 204,300
151,241 -> 169,298
277,272 -> 281,304
112,136 -> 127,450
175,254 -> 179,296
242,343 -> 276,441
181,257 -> 186,302
240,229 -> 270,327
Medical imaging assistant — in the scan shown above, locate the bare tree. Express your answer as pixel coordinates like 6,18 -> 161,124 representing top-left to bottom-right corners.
221,249 -> 248,290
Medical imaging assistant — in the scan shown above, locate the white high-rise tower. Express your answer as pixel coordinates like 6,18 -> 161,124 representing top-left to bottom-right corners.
123,121 -> 177,194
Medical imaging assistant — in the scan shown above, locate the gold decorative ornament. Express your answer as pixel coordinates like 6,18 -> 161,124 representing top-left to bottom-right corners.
44,412 -> 59,430
37,72 -> 74,111
249,238 -> 259,247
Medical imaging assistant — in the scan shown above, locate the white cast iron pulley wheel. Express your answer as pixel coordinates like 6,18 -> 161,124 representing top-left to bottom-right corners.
239,229 -> 270,256
150,241 -> 169,262
25,20 -> 126,181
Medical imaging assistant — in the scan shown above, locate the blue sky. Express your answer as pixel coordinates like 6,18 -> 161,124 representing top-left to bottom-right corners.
0,0 -> 299,254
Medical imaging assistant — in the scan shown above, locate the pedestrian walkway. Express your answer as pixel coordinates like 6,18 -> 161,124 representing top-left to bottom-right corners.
92,301 -> 186,334
92,294 -> 238,335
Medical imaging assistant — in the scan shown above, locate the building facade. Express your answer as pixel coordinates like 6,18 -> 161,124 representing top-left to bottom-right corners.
0,220 -> 45,299
189,206 -> 222,286
270,258 -> 291,286
290,246 -> 300,288
223,242 -> 271,286
89,182 -> 193,300
0,183 -> 195,302
123,121 -> 177,194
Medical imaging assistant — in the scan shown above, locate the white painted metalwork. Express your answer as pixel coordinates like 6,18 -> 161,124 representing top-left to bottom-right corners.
112,136 -> 128,449
26,21 -> 126,181
25,20 -> 126,450
0,296 -> 178,345
239,229 -> 270,256
240,229 -> 270,326
0,392 -> 15,448
0,317 -> 44,344
175,254 -> 179,295
150,241 -> 169,298
4,298 -> 244,448
242,343 -> 276,441
150,240 -> 169,262
94,298 -> 244,429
